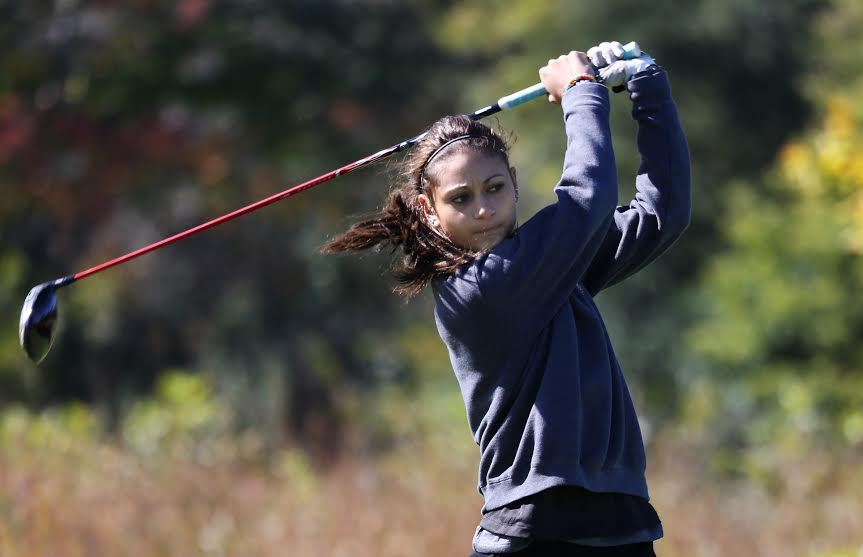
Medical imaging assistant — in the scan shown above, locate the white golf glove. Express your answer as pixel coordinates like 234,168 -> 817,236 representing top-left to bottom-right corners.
587,41 -> 656,89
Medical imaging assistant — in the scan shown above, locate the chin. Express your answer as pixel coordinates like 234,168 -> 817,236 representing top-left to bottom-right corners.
472,233 -> 507,253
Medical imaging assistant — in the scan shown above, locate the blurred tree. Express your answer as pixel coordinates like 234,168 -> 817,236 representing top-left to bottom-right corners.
685,0 -> 863,453
0,0 -> 479,447
0,0 -> 850,459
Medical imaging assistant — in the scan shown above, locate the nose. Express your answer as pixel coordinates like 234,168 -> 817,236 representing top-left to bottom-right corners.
476,197 -> 496,219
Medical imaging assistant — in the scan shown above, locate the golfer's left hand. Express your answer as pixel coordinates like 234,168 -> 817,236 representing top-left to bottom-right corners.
539,50 -> 596,104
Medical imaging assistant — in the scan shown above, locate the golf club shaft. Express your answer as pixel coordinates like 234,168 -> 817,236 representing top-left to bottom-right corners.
64,40 -> 644,285
65,82 -> 550,284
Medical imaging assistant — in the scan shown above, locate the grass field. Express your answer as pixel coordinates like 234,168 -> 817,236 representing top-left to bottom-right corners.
1,408 -> 861,557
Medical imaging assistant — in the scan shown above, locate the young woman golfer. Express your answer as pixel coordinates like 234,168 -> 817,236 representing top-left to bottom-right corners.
325,41 -> 690,557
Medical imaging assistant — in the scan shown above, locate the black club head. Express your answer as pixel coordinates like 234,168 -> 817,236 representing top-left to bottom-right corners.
19,281 -> 60,364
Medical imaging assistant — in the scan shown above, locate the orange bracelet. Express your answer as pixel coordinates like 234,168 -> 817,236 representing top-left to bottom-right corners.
562,74 -> 596,96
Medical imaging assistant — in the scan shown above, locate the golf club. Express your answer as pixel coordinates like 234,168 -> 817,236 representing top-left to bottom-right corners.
19,43 -> 641,364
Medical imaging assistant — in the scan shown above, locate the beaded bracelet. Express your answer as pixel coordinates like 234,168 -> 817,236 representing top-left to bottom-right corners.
562,74 -> 596,96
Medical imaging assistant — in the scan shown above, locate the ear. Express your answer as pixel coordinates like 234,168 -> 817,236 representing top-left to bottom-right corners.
510,166 -> 520,201
417,193 -> 440,226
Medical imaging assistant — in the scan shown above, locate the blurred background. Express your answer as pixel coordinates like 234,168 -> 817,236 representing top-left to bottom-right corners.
2,0 -> 862,555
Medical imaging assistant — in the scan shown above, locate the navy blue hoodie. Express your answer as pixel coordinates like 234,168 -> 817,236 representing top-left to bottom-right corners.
431,66 -> 690,512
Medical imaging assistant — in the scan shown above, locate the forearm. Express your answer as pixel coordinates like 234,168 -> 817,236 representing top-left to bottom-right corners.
557,81 -> 619,230
628,66 -> 691,235
580,67 -> 691,295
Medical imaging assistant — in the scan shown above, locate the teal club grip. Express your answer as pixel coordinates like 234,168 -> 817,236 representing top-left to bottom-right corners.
497,83 -> 549,110
495,41 -> 641,111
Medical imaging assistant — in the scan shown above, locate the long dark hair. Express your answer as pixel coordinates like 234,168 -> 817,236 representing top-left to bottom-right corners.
321,115 -> 512,298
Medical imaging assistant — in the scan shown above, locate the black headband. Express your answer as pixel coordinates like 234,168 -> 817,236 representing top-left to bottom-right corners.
418,134 -> 473,187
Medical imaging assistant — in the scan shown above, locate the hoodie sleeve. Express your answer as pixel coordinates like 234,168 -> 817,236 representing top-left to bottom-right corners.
460,80 -> 619,327
581,66 -> 692,296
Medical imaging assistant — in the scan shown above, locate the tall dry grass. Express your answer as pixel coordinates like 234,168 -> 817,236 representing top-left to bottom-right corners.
2,426 -> 862,557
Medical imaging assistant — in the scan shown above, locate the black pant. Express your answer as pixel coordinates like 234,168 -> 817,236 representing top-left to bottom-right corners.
469,540 -> 656,557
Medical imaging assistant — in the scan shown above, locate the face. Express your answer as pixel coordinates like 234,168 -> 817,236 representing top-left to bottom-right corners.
419,149 -> 518,252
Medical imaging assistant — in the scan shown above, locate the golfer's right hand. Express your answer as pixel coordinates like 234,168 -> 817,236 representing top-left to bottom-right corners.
539,51 -> 595,104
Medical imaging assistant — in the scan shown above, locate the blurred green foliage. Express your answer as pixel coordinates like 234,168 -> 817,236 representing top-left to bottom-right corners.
812,550 -> 860,557
122,370 -> 229,457
1,0 -> 862,474
1,401 -> 97,450
685,0 -> 863,456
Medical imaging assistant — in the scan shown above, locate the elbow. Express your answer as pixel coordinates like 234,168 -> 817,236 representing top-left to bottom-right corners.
664,154 -> 692,238
675,166 -> 693,235
587,179 -> 620,225
600,175 -> 621,214
590,164 -> 621,215
680,200 -> 692,233
671,211 -> 691,241
661,194 -> 691,240
556,168 -> 619,217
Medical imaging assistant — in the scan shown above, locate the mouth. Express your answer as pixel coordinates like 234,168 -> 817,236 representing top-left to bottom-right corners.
474,224 -> 503,236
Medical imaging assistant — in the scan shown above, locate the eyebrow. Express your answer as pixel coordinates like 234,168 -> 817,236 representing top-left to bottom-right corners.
440,174 -> 506,196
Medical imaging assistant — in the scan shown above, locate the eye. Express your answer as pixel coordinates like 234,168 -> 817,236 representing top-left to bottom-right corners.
449,192 -> 470,204
487,181 -> 504,193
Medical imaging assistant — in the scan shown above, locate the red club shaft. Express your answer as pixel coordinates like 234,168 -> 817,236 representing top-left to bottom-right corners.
72,145 -> 398,281
67,73 -> 555,282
